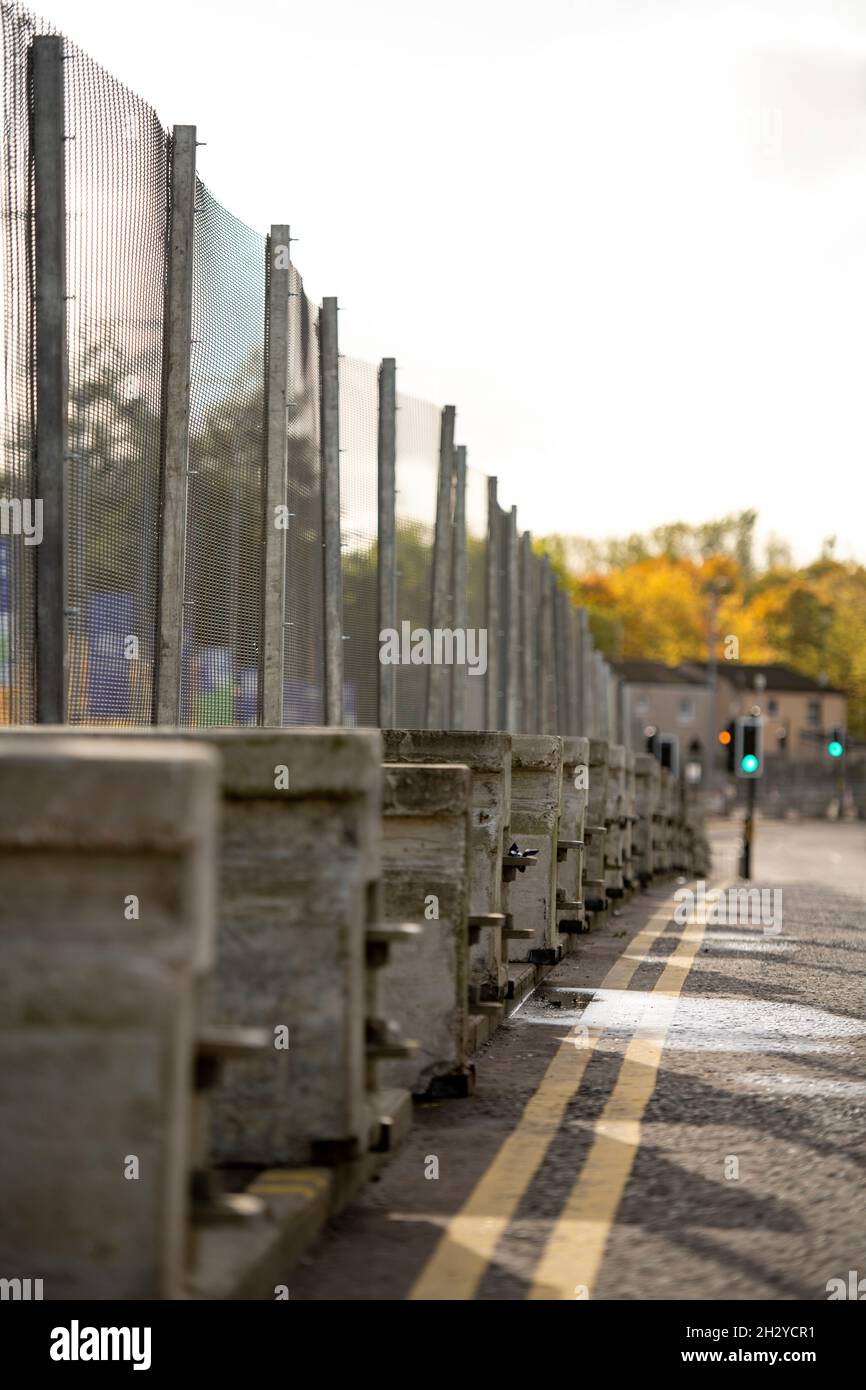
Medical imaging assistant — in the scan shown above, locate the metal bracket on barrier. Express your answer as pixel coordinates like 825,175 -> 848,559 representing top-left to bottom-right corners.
556,838 -> 583,862
501,912 -> 534,941
365,922 -> 422,969
365,1017 -> 420,1061
468,912 -> 506,946
192,1026 -> 270,1225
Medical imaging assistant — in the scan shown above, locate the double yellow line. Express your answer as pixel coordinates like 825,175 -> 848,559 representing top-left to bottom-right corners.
410,884 -> 717,1300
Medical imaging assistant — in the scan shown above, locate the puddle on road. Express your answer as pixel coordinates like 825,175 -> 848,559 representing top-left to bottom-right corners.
572,988 -> 866,1054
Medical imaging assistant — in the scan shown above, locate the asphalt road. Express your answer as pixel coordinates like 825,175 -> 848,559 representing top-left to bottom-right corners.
289,817 -> 866,1300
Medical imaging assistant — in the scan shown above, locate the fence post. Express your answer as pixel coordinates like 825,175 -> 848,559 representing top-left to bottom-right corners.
504,506 -> 519,731
450,443 -> 467,730
154,125 -> 197,725
377,358 -> 397,728
555,588 -> 572,735
538,557 -> 556,734
32,37 -> 68,724
485,477 -> 500,731
320,297 -> 343,725
261,226 -> 291,727
519,531 -> 534,733
426,405 -> 455,728
569,604 -> 582,736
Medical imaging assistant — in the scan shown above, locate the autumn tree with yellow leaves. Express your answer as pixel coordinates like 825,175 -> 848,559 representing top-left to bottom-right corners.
542,513 -> 866,737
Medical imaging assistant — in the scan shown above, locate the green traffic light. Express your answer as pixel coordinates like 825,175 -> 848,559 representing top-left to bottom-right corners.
741,753 -> 759,773
828,740 -> 843,758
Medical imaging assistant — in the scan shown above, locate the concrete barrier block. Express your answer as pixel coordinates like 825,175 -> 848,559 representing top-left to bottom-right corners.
379,764 -> 473,1096
634,753 -> 660,883
382,730 -> 512,1001
584,739 -> 609,914
0,736 -> 219,1300
1,726 -> 383,1169
505,735 -> 563,962
604,743 -> 627,899
557,736 -> 590,932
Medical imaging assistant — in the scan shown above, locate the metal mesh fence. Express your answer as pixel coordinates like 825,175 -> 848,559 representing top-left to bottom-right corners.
282,273 -> 324,725
394,391 -> 439,728
0,1 -> 53,723
180,182 -> 265,727
1,0 -> 609,743
64,38 -> 167,724
339,355 -> 378,727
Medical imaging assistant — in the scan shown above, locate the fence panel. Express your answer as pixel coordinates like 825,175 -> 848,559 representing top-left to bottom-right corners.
179,184 -> 264,727
1,3 -> 54,724
394,392 -> 439,728
340,356 -> 379,726
281,274 -> 324,725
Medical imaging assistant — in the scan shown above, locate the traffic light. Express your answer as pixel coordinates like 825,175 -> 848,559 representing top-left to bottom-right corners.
656,733 -> 680,778
719,721 -> 735,773
734,715 -> 763,778
827,726 -> 845,758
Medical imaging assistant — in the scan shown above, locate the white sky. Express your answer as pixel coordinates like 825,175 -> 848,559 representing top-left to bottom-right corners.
28,0 -> 866,563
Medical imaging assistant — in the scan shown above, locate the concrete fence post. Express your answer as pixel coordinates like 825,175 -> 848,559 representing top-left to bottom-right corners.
519,532 -> 534,733
320,297 -> 344,724
32,37 -> 68,724
450,443 -> 468,730
504,506 -> 519,732
538,557 -> 556,734
261,225 -> 291,727
485,477 -> 500,731
554,587 -> 571,736
154,124 -> 197,725
377,358 -> 397,728
427,405 -> 455,728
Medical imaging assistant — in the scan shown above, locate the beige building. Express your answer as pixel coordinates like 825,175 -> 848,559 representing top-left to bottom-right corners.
616,660 -> 848,771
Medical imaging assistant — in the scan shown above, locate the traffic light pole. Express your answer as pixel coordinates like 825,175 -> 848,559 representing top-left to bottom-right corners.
741,777 -> 757,879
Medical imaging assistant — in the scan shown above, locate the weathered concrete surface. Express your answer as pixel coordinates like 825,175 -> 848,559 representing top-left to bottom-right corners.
604,743 -> 626,899
0,725 -> 383,1168
0,736 -> 218,1300
584,738 -> 609,916
557,735 -> 589,931
382,730 -> 511,1001
286,819 -> 866,1303
505,735 -> 563,961
623,750 -> 636,889
634,752 -> 660,883
379,764 -> 472,1095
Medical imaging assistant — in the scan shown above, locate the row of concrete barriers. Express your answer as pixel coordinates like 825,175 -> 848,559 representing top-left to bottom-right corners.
0,727 -> 710,1299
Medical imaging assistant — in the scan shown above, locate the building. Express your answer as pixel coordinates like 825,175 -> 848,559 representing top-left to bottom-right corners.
615,660 -> 848,771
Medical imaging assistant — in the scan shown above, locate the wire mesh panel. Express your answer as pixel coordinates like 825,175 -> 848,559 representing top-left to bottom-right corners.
180,183 -> 264,727
0,2 -> 55,723
394,392 -> 439,728
282,273 -> 324,725
62,36 -> 167,724
339,355 -> 378,726
464,464 -> 487,730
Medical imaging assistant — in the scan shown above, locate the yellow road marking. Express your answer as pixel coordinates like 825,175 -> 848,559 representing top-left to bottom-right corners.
408,889 -> 693,1301
527,892 -> 718,1299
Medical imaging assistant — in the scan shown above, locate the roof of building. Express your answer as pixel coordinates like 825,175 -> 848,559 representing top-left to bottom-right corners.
613,660 -> 707,687
615,660 -> 846,697
683,662 -> 846,696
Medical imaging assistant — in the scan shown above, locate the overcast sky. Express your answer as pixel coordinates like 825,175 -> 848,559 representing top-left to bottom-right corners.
28,0 -> 866,564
